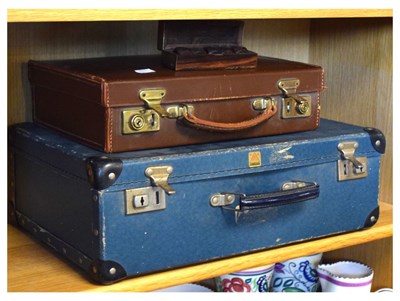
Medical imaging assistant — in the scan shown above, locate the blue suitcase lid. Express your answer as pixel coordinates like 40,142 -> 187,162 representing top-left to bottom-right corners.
10,119 -> 384,191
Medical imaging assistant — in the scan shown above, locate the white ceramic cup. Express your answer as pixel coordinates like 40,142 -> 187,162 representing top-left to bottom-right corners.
217,263 -> 275,292
271,253 -> 323,292
317,261 -> 374,292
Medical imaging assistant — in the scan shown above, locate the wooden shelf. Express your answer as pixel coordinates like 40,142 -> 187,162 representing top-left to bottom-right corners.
7,202 -> 392,292
7,9 -> 392,23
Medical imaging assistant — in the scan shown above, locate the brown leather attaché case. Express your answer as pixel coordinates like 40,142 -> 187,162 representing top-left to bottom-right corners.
28,55 -> 324,153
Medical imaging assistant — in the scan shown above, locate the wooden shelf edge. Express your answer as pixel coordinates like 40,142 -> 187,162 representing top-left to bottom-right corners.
7,9 -> 393,23
8,202 -> 392,292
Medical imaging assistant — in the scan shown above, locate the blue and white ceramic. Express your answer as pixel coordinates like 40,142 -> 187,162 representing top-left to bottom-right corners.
271,253 -> 323,292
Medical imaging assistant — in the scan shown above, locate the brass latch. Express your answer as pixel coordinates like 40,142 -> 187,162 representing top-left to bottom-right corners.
278,79 -> 300,95
337,141 -> 368,181
145,165 -> 176,195
139,88 -> 195,119
278,79 -> 311,118
122,88 -> 195,134
139,88 -> 169,117
338,142 -> 364,169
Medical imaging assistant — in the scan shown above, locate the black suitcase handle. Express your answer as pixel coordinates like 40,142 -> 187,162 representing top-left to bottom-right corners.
210,181 -> 319,212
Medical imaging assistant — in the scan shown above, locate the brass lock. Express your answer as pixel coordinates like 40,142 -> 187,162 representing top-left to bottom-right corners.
282,95 -> 311,118
122,109 -> 160,134
278,79 -> 311,119
130,115 -> 145,130
295,98 -> 310,115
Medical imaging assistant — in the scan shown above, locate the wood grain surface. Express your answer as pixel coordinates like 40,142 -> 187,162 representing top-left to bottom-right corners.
309,18 -> 392,205
8,9 -> 392,23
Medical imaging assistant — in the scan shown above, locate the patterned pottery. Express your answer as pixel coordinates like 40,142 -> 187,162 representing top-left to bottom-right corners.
217,263 -> 275,292
271,253 -> 323,292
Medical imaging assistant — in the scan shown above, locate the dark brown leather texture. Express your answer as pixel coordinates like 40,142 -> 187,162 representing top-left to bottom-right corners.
28,55 -> 324,153
158,20 -> 258,71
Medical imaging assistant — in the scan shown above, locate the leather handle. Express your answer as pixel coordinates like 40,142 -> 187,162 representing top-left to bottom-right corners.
239,181 -> 319,211
180,105 -> 277,132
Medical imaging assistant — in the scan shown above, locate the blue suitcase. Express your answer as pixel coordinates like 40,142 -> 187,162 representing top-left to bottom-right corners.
9,119 -> 385,284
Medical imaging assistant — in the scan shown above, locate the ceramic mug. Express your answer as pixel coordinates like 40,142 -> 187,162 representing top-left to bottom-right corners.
271,253 -> 323,292
317,261 -> 373,292
216,263 -> 275,292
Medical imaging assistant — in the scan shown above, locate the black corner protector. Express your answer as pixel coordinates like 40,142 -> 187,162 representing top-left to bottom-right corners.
85,157 -> 123,190
363,127 -> 386,154
364,206 -> 380,228
88,260 -> 127,285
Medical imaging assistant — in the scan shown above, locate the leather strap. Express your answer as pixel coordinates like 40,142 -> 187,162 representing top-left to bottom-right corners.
181,105 -> 277,132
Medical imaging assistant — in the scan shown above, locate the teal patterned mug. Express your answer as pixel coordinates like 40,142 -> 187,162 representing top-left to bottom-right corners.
271,253 -> 323,292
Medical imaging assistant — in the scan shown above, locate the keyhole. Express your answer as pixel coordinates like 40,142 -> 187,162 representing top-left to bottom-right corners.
133,195 -> 149,208
135,118 -> 143,128
156,191 -> 160,205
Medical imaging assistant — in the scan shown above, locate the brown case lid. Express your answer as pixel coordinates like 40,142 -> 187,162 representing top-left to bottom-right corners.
28,55 -> 324,108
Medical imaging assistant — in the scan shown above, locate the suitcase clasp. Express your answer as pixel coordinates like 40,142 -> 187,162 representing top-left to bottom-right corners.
122,89 -> 168,134
278,78 -> 311,118
122,89 -> 196,135
145,165 -> 176,195
139,88 -> 169,117
277,78 -> 300,95
139,88 -> 195,119
337,141 -> 368,181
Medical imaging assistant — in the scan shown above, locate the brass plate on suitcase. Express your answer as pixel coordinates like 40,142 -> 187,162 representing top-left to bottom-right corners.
122,108 -> 160,134
281,95 -> 311,118
125,186 -> 166,215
